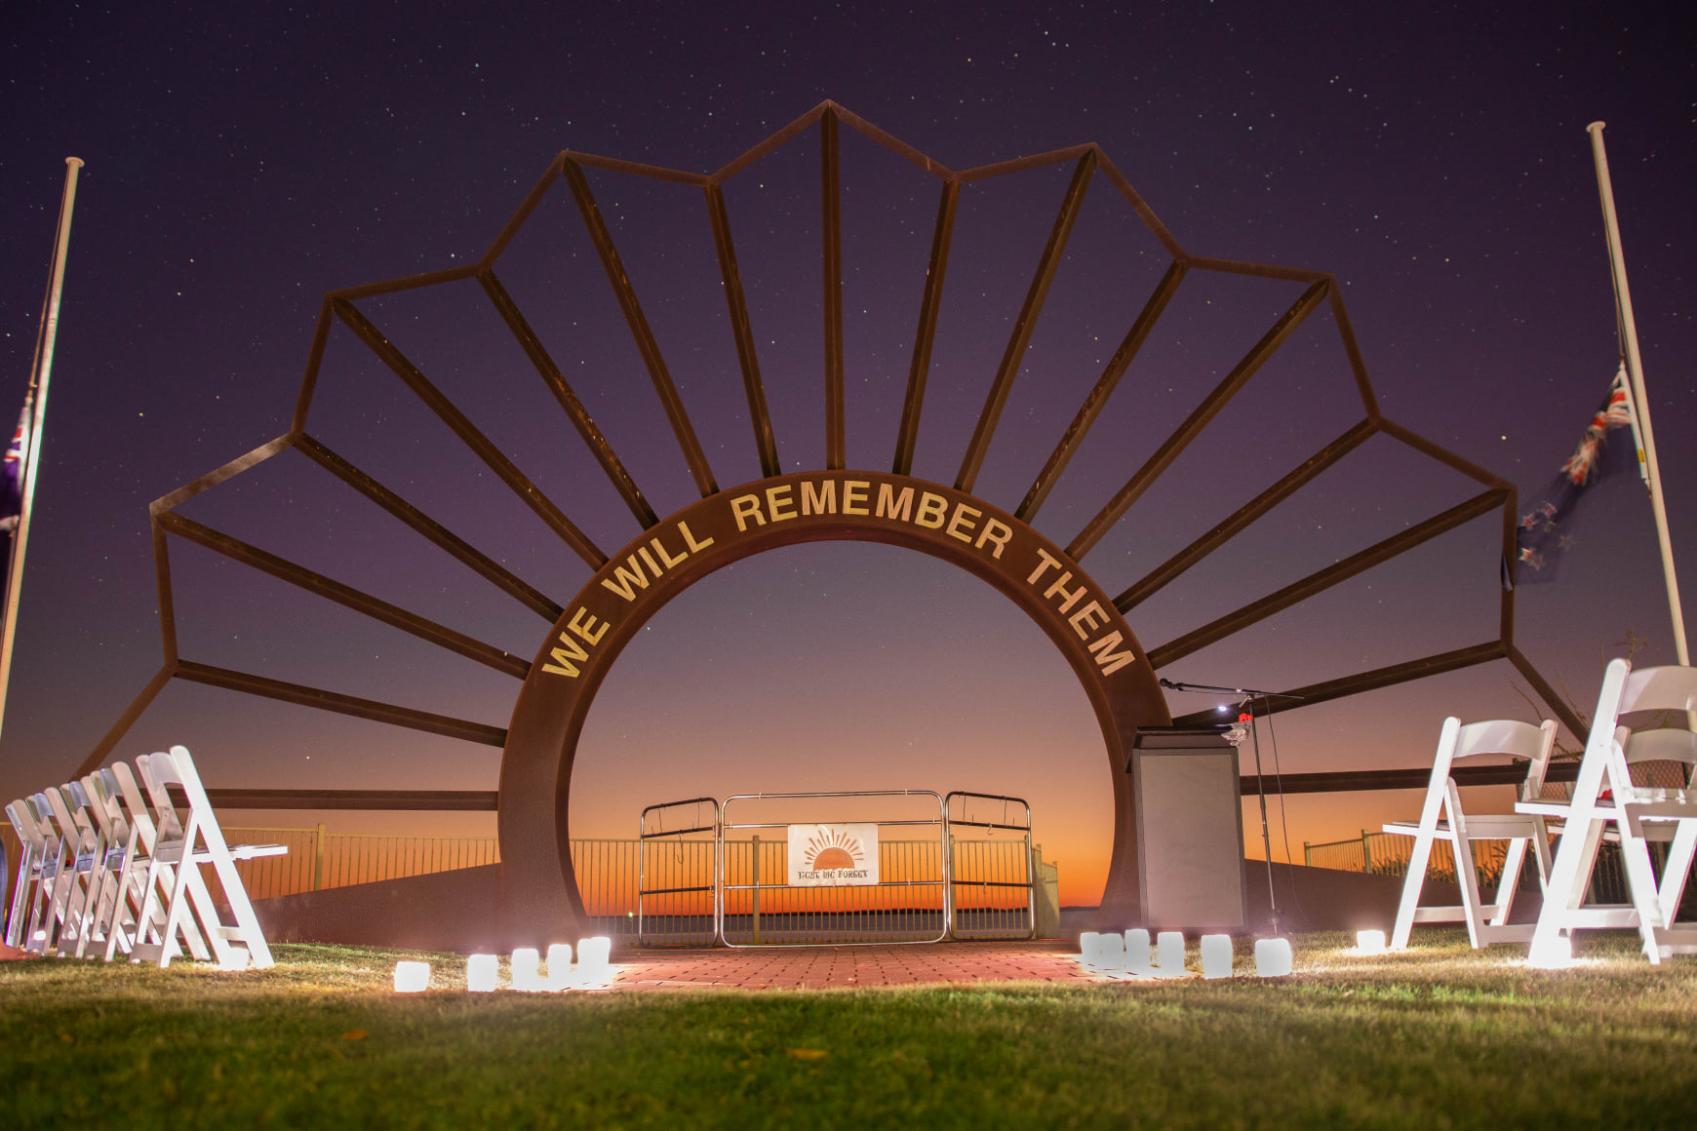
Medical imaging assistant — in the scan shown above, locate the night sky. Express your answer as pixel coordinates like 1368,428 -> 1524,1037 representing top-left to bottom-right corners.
3,4 -> 1693,903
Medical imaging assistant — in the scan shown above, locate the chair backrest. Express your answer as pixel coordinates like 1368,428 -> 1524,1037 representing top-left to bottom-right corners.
38,788 -> 95,858
1441,717 -> 1559,801
6,799 -> 48,852
1617,726 -> 1697,768
1594,662 -> 1697,792
1619,665 -> 1697,716
135,751 -> 189,845
110,761 -> 161,849
80,771 -> 136,854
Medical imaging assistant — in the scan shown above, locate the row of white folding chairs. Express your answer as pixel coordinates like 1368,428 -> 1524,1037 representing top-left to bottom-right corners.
1387,659 -> 1696,963
3,745 -> 284,969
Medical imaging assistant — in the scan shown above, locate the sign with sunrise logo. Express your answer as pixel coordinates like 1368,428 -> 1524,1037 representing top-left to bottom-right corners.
787,823 -> 879,886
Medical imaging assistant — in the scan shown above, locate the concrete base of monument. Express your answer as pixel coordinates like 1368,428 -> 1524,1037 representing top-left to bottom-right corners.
253,859 -> 1475,952
256,864 -> 508,953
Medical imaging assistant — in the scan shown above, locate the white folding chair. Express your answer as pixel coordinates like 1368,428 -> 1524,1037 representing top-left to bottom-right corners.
5,798 -> 52,949
133,747 -> 283,969
37,785 -> 109,958
61,779 -> 129,958
108,759 -> 213,965
1525,659 -> 1697,964
78,769 -> 153,961
18,795 -> 70,954
1385,717 -> 1559,948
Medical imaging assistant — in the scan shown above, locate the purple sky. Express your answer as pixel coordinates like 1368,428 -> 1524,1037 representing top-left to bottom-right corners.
2,5 -> 1692,902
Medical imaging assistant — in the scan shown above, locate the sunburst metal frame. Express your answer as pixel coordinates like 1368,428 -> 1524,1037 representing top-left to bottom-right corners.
73,101 -> 1581,931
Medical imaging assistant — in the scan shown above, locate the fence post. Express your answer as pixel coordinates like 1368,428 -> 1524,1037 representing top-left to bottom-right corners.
1360,829 -> 1373,874
313,823 -> 327,891
751,834 -> 761,945
1302,840 -> 1311,867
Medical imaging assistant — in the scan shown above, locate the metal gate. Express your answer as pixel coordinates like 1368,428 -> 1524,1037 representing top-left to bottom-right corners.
722,790 -> 950,947
637,789 -> 1037,947
637,797 -> 719,947
946,792 -> 1037,940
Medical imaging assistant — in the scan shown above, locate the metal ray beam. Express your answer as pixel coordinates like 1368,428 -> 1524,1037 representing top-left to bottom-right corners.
705,183 -> 781,477
1170,641 -> 1508,727
175,659 -> 507,747
1018,259 -> 1186,521
1067,278 -> 1331,560
956,150 -> 1096,494
295,435 -> 562,622
477,270 -> 657,527
158,512 -> 529,679
822,108 -> 845,469
1115,418 -> 1379,611
332,298 -> 606,569
560,159 -> 717,497
892,180 -> 960,475
1149,487 -> 1508,669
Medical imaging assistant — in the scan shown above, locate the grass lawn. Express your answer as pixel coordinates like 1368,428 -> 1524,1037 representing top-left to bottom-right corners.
3,930 -> 1695,1129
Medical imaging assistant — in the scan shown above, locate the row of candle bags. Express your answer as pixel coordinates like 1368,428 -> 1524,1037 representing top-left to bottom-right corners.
393,937 -> 615,993
1078,929 -> 1293,978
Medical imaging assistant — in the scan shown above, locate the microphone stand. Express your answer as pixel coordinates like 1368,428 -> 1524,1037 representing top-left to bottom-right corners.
1158,678 -> 1303,936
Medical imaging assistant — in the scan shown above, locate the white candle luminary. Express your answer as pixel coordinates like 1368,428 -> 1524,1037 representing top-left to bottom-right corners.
510,947 -> 544,992
393,961 -> 430,993
545,943 -> 575,991
465,953 -> 499,993
1154,931 -> 1186,977
1254,937 -> 1293,977
1200,934 -> 1233,979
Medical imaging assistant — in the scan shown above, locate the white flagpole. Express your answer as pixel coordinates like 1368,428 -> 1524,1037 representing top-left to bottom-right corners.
1587,122 -> 1689,667
0,157 -> 86,739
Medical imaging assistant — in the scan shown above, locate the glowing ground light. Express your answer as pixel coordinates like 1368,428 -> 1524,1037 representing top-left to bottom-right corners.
1155,931 -> 1186,976
511,947 -> 544,991
1124,928 -> 1152,973
577,936 -> 613,985
393,961 -> 430,993
1354,930 -> 1387,956
466,954 -> 499,993
546,944 -> 574,990
1200,934 -> 1232,979
1254,938 -> 1293,977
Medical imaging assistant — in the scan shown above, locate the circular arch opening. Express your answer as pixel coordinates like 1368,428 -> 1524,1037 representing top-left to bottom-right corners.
569,541 -> 1118,908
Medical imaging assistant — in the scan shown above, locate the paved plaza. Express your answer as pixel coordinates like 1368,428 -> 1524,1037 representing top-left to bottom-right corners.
607,940 -> 1098,991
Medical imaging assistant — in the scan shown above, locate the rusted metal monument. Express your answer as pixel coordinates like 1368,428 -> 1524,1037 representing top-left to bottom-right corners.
74,102 -> 1580,944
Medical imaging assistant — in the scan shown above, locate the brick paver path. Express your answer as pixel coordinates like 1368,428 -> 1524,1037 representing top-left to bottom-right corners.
607,940 -> 1099,991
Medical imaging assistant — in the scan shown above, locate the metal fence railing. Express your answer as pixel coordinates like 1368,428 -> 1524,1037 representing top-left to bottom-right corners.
1300,828 -> 1680,910
0,823 -> 1045,943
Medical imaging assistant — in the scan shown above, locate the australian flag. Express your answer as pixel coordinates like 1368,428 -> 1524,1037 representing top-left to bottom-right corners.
1514,366 -> 1641,584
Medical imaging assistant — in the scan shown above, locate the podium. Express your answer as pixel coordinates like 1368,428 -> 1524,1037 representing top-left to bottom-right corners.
1130,726 -> 1247,932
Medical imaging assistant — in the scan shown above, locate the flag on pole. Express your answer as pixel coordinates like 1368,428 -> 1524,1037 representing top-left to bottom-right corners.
2,403 -> 25,535
1514,365 -> 1640,583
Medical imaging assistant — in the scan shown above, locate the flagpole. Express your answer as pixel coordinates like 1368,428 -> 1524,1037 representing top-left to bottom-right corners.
1586,122 -> 1689,667
0,157 -> 85,740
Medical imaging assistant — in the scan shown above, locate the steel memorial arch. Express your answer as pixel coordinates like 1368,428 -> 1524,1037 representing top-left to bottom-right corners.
77,102 -> 1580,935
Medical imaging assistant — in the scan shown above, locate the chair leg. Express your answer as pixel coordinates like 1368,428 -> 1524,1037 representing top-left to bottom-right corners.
1451,831 -> 1487,948
1391,828 -> 1437,950
1619,814 -> 1667,964
1491,838 -> 1530,927
1657,821 -> 1696,929
5,851 -> 32,947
